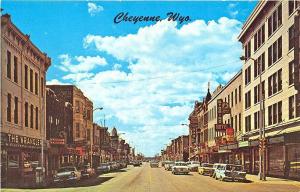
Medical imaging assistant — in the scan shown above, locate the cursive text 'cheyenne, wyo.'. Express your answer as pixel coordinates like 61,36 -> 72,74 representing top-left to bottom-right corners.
114,12 -> 191,24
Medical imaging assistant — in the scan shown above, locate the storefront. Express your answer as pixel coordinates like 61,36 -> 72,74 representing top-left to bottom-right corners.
1,132 -> 43,187
285,132 -> 300,179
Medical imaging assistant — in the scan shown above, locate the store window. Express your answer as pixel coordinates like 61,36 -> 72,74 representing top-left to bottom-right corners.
269,144 -> 284,177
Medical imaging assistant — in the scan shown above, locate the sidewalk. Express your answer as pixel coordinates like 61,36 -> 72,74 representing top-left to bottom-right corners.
246,174 -> 300,186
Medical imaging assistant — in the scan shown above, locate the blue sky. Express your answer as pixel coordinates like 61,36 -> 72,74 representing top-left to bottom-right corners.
2,1 -> 258,156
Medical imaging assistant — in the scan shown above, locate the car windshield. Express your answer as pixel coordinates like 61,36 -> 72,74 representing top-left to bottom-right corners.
226,165 -> 243,171
58,167 -> 75,173
202,163 -> 213,168
100,163 -> 108,166
175,162 -> 187,166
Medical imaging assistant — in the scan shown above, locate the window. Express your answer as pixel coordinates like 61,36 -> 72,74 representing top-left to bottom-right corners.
239,86 -> 241,102
245,66 -> 251,85
289,0 -> 300,16
13,56 -> 18,83
7,93 -> 11,122
30,69 -> 33,92
289,61 -> 295,85
228,95 -> 230,106
245,91 -> 251,109
35,107 -> 38,130
254,111 -> 260,130
239,113 -> 241,131
268,69 -> 282,96
30,104 -> 34,128
25,102 -> 28,127
254,53 -> 265,78
231,92 -> 234,107
254,81 -> 265,104
41,77 -> 44,97
76,123 -> 80,137
268,36 -> 282,66
75,101 -> 80,113
14,97 -> 18,124
268,101 -> 282,126
244,41 -> 251,60
289,95 -> 295,119
245,115 -> 251,132
7,51 -> 11,79
35,73 -> 38,95
235,88 -> 237,105
235,115 -> 237,132
268,4 -> 282,37
25,65 -> 28,89
87,129 -> 90,141
254,24 -> 265,51
289,25 -> 295,50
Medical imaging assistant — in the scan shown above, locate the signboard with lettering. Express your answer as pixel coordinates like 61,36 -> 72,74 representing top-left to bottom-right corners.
50,138 -> 65,145
1,133 -> 41,148
215,124 -> 229,131
217,99 -> 223,124
226,127 -> 234,143
222,102 -> 231,114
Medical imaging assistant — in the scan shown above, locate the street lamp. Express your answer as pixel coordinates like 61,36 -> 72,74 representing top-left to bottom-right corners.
240,56 -> 266,181
181,123 -> 188,126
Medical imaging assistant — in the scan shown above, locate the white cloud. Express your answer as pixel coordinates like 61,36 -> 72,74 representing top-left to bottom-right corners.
88,2 -> 103,16
58,54 -> 107,73
61,17 -> 242,156
113,63 -> 122,71
46,79 -> 67,85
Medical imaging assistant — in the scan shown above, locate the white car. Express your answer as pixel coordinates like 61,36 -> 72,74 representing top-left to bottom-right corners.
172,162 -> 189,175
187,161 -> 200,172
53,166 -> 81,184
164,161 -> 175,171
215,164 -> 247,182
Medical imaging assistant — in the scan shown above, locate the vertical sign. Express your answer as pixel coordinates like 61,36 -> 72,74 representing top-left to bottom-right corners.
217,99 -> 223,124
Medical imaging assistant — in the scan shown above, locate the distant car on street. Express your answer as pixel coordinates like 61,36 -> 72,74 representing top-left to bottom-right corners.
96,163 -> 111,174
164,161 -> 175,171
80,164 -> 95,179
172,162 -> 189,175
53,166 -> 81,184
133,161 -> 141,167
215,164 -> 247,182
187,161 -> 200,172
150,161 -> 159,168
198,163 -> 214,175
211,163 -> 222,178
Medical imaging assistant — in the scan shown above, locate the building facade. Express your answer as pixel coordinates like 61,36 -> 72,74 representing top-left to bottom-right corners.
1,14 -> 51,186
46,85 -> 93,167
238,0 -> 300,179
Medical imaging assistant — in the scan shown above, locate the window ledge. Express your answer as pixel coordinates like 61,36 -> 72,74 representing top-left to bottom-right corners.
268,89 -> 283,100
268,56 -> 283,70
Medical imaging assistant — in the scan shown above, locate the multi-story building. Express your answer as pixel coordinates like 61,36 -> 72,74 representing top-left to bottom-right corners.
1,14 -> 51,186
206,71 -> 243,164
238,0 -> 300,179
46,88 -> 72,176
99,126 -> 111,162
46,85 -> 93,166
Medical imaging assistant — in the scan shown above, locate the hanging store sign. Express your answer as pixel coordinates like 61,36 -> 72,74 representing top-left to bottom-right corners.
226,127 -> 234,142
1,132 -> 41,147
50,138 -> 65,145
216,99 -> 231,131
215,124 -> 229,131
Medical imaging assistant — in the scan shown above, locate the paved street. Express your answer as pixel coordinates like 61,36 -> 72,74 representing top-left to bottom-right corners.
3,163 -> 300,192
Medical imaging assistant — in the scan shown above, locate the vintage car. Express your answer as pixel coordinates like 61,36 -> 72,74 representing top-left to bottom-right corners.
96,163 -> 111,174
187,161 -> 201,172
150,161 -> 159,168
53,166 -> 81,184
211,163 -> 222,178
215,164 -> 247,182
171,162 -> 189,175
81,164 -> 95,178
133,161 -> 141,167
164,161 -> 175,171
198,163 -> 214,175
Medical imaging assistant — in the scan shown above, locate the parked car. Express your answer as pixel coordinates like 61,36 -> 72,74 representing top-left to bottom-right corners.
215,164 -> 247,182
96,163 -> 111,174
198,163 -> 214,175
211,163 -> 222,178
80,164 -> 95,178
164,161 -> 175,171
188,161 -> 201,172
150,161 -> 159,168
171,162 -> 189,175
133,161 -> 141,167
110,162 -> 119,171
53,166 -> 81,184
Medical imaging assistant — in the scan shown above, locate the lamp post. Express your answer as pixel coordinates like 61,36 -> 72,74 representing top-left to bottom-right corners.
90,107 -> 103,168
240,56 -> 266,181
